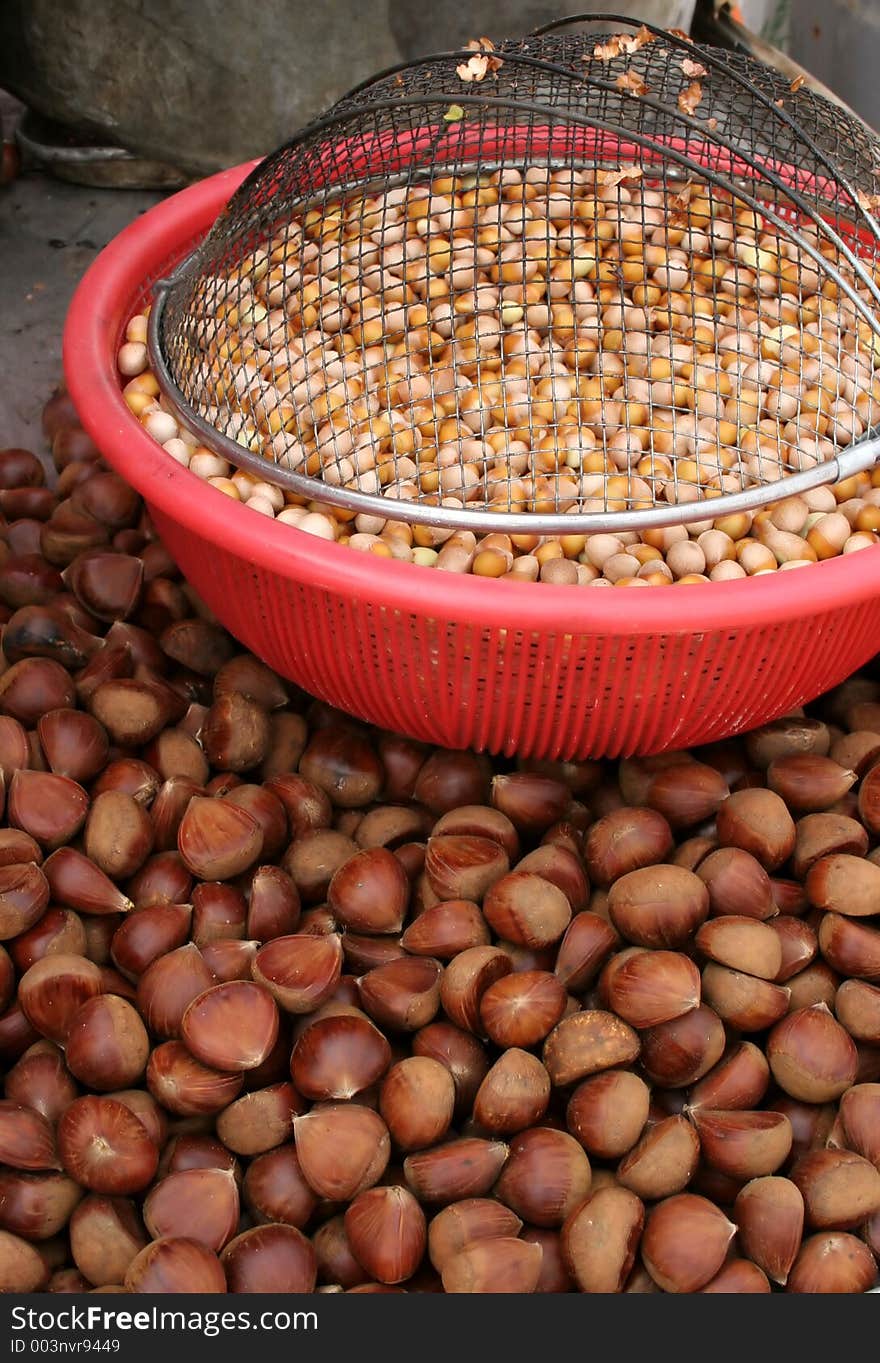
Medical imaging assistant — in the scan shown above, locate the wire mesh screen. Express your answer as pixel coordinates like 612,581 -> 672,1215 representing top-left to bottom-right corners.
153,18 -> 880,534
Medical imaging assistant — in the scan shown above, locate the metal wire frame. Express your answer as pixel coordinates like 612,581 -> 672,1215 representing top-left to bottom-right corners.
149,19 -> 880,535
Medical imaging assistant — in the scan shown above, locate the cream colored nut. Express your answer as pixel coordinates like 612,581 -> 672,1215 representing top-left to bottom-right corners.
190,451 -> 231,480
118,341 -> 148,376
297,512 -> 337,539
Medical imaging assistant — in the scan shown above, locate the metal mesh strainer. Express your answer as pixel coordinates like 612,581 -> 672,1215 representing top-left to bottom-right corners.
148,14 -> 880,534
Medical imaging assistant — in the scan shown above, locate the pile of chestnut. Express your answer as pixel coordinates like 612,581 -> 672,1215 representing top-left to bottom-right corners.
0,390 -> 880,1293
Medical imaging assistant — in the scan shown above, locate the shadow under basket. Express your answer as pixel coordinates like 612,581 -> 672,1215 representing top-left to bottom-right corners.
64,162 -> 880,760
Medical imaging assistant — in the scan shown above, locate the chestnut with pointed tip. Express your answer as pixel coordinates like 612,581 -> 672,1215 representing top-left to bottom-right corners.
427,1199 -> 522,1273
404,1138 -> 509,1207
566,1070 -> 650,1160
291,1012 -> 390,1099
607,865 -> 709,948
177,797 -> 262,881
358,957 -> 442,1032
0,861 -> 50,940
767,1003 -> 858,1102
144,1168 -> 240,1251
412,1022 -> 489,1120
252,933 -> 342,1014
400,899 -> 489,958
640,1005 -> 727,1089
136,943 -> 216,1039
424,834 -> 509,905
483,872 -> 572,949
553,912 -> 618,992
584,807 -> 674,887
222,1224 -> 316,1294
110,902 -> 191,980
0,1100 -> 60,1171
18,953 -> 103,1043
327,847 -> 409,934
379,1056 -> 455,1152
701,963 -> 790,1032
4,1042 -> 78,1123
246,865 -> 300,942
562,1185 -> 644,1293
43,847 -> 132,916
181,981 -> 279,1073
124,1236 -> 227,1293
606,949 -> 701,1029
439,946 -> 512,1034
766,754 -> 856,812
734,1176 -> 804,1286
641,1193 -> 736,1293
493,1128 -> 591,1228
145,1041 -> 243,1117
787,1232 -> 878,1293
64,995 -> 150,1091
690,1108 -> 792,1179
344,1185 -> 426,1284
687,1042 -> 770,1111
473,1049 -> 550,1135
791,1149 -> 880,1230
293,1104 -> 390,1202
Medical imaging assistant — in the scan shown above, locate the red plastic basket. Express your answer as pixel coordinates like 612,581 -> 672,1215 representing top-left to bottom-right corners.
63,163 -> 880,760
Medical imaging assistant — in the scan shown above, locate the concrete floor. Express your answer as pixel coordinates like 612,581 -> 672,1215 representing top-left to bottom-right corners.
0,153 -> 162,460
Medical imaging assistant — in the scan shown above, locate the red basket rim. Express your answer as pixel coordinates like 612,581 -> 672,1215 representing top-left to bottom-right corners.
63,160 -> 880,640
